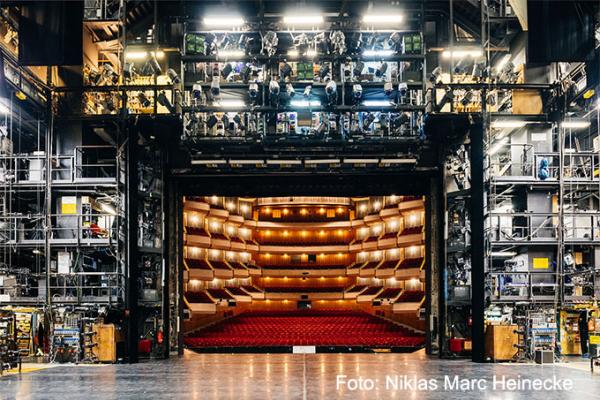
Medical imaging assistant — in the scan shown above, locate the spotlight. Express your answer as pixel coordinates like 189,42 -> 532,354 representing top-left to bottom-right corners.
390,113 -> 410,130
192,83 -> 203,100
303,85 -> 312,98
210,76 -> 221,98
429,66 -> 442,83
388,31 -> 402,49
262,31 -> 279,57
352,84 -> 363,101
384,81 -> 394,96
486,91 -> 497,106
460,90 -> 474,106
471,62 -> 484,80
157,91 -> 176,113
375,62 -> 388,78
206,114 -> 218,129
453,59 -> 467,75
398,82 -> 408,98
280,62 -> 293,79
249,83 -> 259,99
239,64 -> 252,82
353,61 -> 364,80
137,92 -> 151,108
325,80 -> 337,104
269,80 -> 280,104
319,64 -> 331,81
167,68 -> 180,84
330,31 -> 346,55
185,112 -> 199,132
123,63 -> 136,80
362,113 -> 376,131
436,87 -> 454,111
221,63 -> 233,79
286,83 -> 295,98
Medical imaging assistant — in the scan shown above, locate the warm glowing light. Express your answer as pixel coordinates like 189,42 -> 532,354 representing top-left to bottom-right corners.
226,202 -> 235,210
283,15 -> 324,25
189,214 -> 200,224
337,253 -> 343,258
265,253 -> 271,258
240,204 -> 249,213
210,221 -> 220,230
320,276 -> 325,280
336,207 -> 344,214
408,214 -> 419,225
300,208 -> 308,215
265,230 -> 271,236
301,230 -> 307,237
211,195 -> 218,203
319,230 -> 325,236
283,230 -> 289,237
283,253 -> 289,258
337,229 -> 343,236
362,14 -> 403,24
373,201 -> 381,210
283,208 -> 289,215
389,220 -> 398,229
264,207 -> 271,214
318,207 -> 325,214
203,16 -> 245,27
359,204 -> 367,212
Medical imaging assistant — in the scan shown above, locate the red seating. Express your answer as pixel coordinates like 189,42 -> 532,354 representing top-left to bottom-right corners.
396,290 -> 425,303
375,288 -> 403,300
240,285 -> 263,294
186,291 -> 215,304
345,285 -> 368,293
185,226 -> 209,236
263,286 -> 345,293
401,226 -> 423,235
398,257 -> 424,269
206,288 -> 234,300
184,310 -> 425,348
210,261 -> 231,271
360,286 -> 383,296
185,259 -> 212,270
377,260 -> 399,269
225,287 -> 248,296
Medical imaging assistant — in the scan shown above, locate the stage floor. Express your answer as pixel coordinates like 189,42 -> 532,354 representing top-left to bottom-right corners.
1,350 -> 598,399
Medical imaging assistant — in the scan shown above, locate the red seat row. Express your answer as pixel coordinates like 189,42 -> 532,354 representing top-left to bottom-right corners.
184,309 -> 425,348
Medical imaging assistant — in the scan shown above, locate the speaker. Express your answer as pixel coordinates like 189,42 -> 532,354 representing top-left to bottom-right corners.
534,350 -> 554,364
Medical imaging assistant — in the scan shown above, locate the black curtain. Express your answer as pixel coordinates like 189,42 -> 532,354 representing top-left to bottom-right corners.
18,1 -> 83,66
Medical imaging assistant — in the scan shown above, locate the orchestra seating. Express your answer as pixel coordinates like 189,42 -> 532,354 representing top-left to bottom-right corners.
184,310 -> 425,348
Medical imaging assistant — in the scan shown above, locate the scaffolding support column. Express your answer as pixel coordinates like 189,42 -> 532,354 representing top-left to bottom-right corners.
126,126 -> 139,363
470,120 -> 486,363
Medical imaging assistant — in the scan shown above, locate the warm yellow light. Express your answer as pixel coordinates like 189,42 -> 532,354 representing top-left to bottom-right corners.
373,201 -> 381,210
336,207 -> 344,214
283,230 -> 289,237
211,195 -> 218,203
265,230 -> 271,236
318,207 -> 325,214
301,230 -> 307,237
337,229 -> 343,236
319,230 -> 325,236
189,214 -> 200,224
300,208 -> 307,215
226,202 -> 235,210
283,208 -> 289,215
264,207 -> 271,214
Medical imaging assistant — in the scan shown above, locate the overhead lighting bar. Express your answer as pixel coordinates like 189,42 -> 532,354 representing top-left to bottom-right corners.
363,100 -> 393,107
380,158 -> 417,164
290,99 -> 321,108
217,49 -> 245,58
363,49 -> 395,57
362,15 -> 403,24
203,16 -> 245,27
216,99 -> 246,108
304,159 -> 340,165
562,120 -> 591,129
266,160 -> 302,165
191,159 -> 227,165
491,120 -> 528,129
229,159 -> 265,165
442,49 -> 482,59
343,158 -> 380,164
124,50 -> 165,60
283,15 -> 324,25
490,251 -> 517,257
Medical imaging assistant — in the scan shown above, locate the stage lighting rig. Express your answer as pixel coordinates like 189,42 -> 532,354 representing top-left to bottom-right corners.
362,113 -> 376,131
145,56 -> 162,75
330,31 -> 346,55
460,90 -> 474,107
398,82 -> 408,98
435,87 -> 454,111
137,92 -> 151,108
210,76 -> 221,98
325,80 -> 337,105
286,83 -> 296,97
191,83 -> 203,102
123,63 -> 136,81
262,31 -> 279,57
319,64 -> 331,81
352,84 -> 363,102
353,61 -> 364,80
388,31 -> 402,50
167,68 -> 180,84
303,85 -> 312,98
429,66 -> 442,83
314,32 -> 330,55
221,63 -> 234,79
376,62 -> 388,78
269,79 -> 280,105
249,83 -> 259,100
157,91 -> 176,113
280,62 -> 293,79
292,33 -> 311,55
